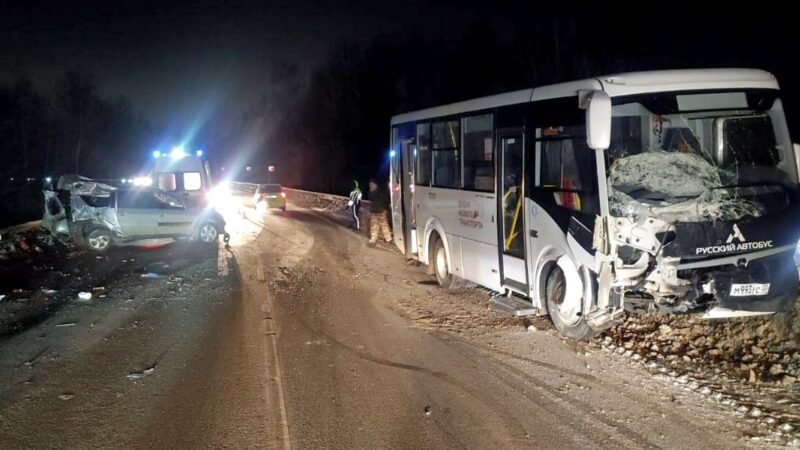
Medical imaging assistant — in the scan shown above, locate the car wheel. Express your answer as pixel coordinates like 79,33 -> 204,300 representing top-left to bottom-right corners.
198,222 -> 219,244
432,234 -> 455,288
86,228 -> 113,252
543,261 -> 596,340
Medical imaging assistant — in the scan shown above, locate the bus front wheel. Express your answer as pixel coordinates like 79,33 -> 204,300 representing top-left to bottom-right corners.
432,235 -> 455,289
543,261 -> 596,341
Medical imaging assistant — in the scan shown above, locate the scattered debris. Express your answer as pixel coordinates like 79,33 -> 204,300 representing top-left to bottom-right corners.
77,291 -> 92,301
0,227 -> 64,262
424,405 -> 432,416
126,364 -> 157,380
23,346 -> 50,367
140,273 -> 164,279
526,324 -> 537,332
0,294 -> 5,302
58,393 -> 74,401
41,289 -> 57,295
56,322 -> 76,328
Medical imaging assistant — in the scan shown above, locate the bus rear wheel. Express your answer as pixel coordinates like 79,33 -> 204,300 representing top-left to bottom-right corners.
543,261 -> 596,341
432,235 -> 455,289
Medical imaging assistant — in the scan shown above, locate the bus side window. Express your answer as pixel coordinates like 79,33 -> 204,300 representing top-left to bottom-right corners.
431,120 -> 460,189
535,127 -> 599,215
416,123 -> 431,186
463,114 -> 494,191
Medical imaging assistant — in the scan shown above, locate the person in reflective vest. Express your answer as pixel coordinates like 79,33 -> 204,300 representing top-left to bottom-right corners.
347,180 -> 363,230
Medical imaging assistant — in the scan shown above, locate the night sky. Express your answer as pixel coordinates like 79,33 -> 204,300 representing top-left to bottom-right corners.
0,1 -> 470,126
8,3 -> 794,126
2,1 -> 800,193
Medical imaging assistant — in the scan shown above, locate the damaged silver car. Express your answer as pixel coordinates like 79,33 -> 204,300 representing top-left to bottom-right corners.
43,175 -> 226,252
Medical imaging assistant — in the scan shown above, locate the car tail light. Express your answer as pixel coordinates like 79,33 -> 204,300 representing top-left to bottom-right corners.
280,192 -> 286,198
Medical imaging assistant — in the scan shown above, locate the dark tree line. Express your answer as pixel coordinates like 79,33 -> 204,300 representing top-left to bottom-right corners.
241,9 -> 800,195
246,16 -> 634,194
0,71 -> 156,183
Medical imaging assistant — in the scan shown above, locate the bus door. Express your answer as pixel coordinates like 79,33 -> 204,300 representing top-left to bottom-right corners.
389,129 -> 404,253
400,139 -> 417,256
497,128 -> 528,294
389,137 -> 416,256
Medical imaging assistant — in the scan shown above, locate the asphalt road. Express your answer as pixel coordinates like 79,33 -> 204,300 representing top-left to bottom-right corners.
0,205 -> 775,449
238,208 -> 756,449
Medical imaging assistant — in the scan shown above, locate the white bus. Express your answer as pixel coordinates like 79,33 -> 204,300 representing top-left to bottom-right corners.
389,69 -> 800,339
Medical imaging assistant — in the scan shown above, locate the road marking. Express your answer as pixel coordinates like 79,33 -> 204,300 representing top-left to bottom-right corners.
257,265 -> 266,282
259,253 -> 292,450
218,241 -> 229,277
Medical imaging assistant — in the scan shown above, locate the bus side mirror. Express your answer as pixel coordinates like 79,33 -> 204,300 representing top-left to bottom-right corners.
581,90 -> 611,150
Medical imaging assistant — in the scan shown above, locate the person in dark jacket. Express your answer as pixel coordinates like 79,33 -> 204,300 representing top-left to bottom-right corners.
368,179 -> 392,245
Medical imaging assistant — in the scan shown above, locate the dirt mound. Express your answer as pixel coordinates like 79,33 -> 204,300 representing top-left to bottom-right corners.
605,300 -> 800,385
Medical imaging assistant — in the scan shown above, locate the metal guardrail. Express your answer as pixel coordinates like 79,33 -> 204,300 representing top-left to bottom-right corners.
230,181 -> 371,209
230,182 -> 372,236
2,183 -> 371,237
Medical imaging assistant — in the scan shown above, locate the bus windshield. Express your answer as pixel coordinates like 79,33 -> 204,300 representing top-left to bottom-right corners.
606,90 -> 797,222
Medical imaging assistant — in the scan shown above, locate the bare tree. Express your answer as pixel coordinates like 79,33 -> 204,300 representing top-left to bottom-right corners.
55,71 -> 97,173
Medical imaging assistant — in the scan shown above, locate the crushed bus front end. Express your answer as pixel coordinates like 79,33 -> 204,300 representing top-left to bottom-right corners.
591,87 -> 800,329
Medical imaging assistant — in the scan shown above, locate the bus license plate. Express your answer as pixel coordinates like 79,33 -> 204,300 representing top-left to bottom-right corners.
730,283 -> 770,297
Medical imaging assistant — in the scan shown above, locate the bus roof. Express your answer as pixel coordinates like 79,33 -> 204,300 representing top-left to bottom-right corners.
390,68 -> 778,125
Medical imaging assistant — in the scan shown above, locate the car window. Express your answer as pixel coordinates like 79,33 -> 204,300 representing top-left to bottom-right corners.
183,172 -> 202,191
81,195 -> 113,207
46,197 -> 63,215
158,173 -> 177,191
117,189 -> 160,209
263,184 -> 282,193
154,192 -> 187,210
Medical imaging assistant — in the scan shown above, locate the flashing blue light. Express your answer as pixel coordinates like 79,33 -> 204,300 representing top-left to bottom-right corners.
389,150 -> 396,158
195,150 -> 203,157
153,150 -> 161,158
170,147 -> 187,160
